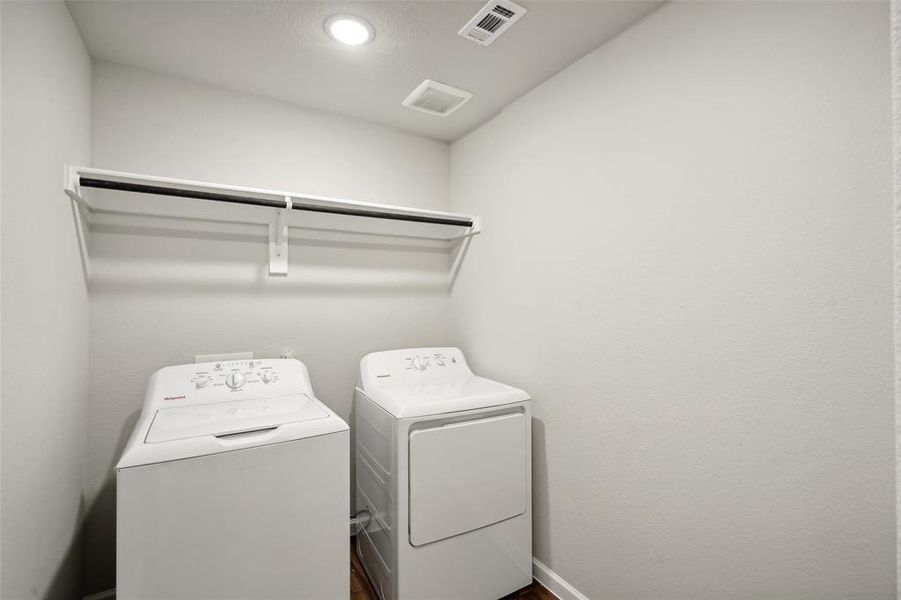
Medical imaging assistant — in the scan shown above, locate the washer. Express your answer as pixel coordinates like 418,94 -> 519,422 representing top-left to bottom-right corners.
117,358 -> 349,600
354,347 -> 532,600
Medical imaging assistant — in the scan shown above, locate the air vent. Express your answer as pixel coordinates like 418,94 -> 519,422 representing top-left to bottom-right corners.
458,0 -> 527,47
402,80 -> 473,117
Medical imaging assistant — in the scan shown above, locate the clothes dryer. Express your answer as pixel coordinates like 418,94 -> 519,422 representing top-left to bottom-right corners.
354,348 -> 532,600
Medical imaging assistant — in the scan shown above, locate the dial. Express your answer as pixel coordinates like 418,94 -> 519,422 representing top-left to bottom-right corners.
411,356 -> 426,371
195,375 -> 211,389
225,371 -> 246,389
261,370 -> 277,383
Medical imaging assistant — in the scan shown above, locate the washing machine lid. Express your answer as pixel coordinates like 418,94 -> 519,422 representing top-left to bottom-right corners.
117,393 -> 347,469
361,375 -> 529,418
146,395 -> 329,443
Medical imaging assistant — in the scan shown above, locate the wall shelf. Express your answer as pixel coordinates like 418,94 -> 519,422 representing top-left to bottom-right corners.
64,166 -> 481,278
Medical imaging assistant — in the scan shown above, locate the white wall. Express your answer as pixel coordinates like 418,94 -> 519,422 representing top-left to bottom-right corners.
1,2 -> 92,599
1,1 -> 5,590
450,2 -> 894,599
892,0 -> 901,594
83,63 -> 451,593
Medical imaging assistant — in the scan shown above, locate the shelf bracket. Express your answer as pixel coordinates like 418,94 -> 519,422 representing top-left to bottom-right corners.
63,164 -> 95,211
269,196 -> 291,276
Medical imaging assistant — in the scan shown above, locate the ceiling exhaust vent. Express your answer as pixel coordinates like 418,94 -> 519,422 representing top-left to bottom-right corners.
402,80 -> 473,117
458,0 -> 527,47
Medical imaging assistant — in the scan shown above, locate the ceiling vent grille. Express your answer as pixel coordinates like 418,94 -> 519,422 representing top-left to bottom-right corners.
402,80 -> 473,117
458,0 -> 527,47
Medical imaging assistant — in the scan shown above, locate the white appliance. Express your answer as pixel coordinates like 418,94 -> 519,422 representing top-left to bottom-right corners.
117,358 -> 349,600
354,347 -> 532,600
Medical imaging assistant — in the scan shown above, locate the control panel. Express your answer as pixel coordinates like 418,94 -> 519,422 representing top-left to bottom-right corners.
191,359 -> 281,391
360,347 -> 471,387
405,351 -> 457,372
146,359 -> 313,410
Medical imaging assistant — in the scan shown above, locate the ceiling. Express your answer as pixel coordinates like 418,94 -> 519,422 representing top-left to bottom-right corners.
67,1 -> 662,142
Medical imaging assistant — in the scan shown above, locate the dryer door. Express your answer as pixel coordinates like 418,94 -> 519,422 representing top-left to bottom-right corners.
408,411 -> 527,547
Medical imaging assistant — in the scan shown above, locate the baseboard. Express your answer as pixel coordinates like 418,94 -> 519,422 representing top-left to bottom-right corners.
533,558 -> 589,600
85,564 -> 580,600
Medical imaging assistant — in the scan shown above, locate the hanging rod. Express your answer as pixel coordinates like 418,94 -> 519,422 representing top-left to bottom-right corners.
76,175 -> 474,227
63,165 -> 480,277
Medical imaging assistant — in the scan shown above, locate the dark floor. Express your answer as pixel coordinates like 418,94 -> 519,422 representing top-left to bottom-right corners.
350,545 -> 556,600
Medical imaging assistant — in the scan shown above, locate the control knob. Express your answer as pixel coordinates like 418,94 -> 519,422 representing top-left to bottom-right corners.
261,370 -> 277,384
411,356 -> 426,371
225,371 -> 246,389
195,375 -> 211,389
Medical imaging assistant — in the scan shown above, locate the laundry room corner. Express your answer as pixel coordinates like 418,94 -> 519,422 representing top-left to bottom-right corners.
2,1 -> 898,599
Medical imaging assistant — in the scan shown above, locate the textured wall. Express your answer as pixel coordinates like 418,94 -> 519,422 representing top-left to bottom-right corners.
83,63 -> 452,593
1,2 -> 91,598
449,2 -> 894,598
893,0 -> 901,595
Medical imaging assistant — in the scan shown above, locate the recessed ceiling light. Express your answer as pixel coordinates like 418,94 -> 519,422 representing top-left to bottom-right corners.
325,15 -> 374,46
